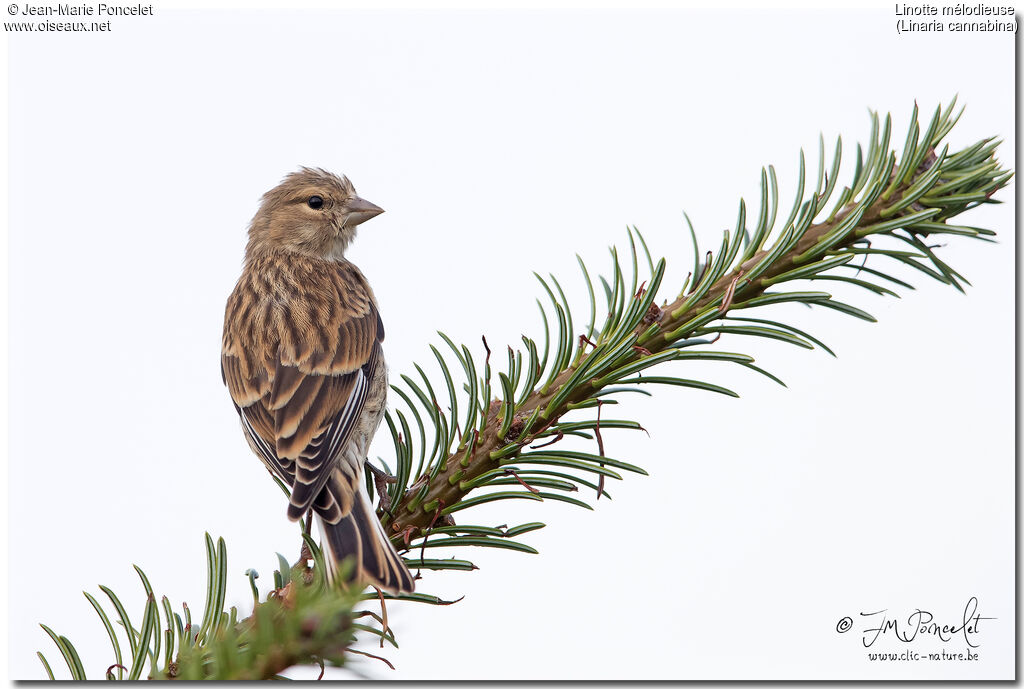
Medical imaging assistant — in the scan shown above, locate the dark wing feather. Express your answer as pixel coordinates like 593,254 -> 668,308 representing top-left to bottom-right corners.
237,400 -> 292,484
284,346 -> 378,520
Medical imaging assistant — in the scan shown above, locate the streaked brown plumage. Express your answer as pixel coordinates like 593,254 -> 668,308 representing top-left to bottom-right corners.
222,168 -> 414,593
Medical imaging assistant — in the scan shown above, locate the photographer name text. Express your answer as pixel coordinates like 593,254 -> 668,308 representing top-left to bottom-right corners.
14,3 -> 151,16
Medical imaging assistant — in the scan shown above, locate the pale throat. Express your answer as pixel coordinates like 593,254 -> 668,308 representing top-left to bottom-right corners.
325,235 -> 352,260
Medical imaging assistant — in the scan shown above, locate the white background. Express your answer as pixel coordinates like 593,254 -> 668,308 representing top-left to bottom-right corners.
3,2 -> 1016,681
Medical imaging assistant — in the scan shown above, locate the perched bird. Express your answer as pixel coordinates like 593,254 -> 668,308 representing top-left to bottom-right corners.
221,168 -> 415,593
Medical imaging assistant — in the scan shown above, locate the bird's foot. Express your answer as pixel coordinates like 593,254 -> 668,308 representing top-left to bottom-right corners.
364,461 -> 398,512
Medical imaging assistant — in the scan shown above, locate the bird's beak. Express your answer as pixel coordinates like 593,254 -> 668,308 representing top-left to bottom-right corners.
346,196 -> 385,227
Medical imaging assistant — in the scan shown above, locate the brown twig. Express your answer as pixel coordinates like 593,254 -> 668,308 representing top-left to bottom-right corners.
347,649 -> 396,671
373,586 -> 388,649
503,468 -> 540,494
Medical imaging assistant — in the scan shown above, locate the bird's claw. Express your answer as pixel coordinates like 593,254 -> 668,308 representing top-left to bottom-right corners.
364,461 -> 398,511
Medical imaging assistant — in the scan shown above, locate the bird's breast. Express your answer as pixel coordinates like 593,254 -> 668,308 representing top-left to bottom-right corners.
351,354 -> 388,457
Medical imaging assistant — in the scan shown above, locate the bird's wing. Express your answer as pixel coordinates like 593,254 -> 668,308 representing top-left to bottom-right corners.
222,257 -> 384,521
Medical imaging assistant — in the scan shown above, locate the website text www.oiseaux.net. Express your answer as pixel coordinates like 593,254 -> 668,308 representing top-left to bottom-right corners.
5,3 -> 152,32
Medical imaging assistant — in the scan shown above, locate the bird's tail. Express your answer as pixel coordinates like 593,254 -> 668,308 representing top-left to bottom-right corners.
319,483 -> 416,594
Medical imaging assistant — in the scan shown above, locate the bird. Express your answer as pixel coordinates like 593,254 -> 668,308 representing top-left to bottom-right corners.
221,167 -> 415,593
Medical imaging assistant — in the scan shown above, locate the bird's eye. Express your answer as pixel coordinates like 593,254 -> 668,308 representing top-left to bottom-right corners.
307,195 -> 324,210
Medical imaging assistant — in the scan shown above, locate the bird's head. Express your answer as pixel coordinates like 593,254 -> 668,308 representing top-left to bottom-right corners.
246,167 -> 384,260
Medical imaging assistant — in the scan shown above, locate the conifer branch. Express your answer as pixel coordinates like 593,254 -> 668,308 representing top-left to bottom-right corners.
381,99 -> 1009,553
37,101 -> 1011,679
